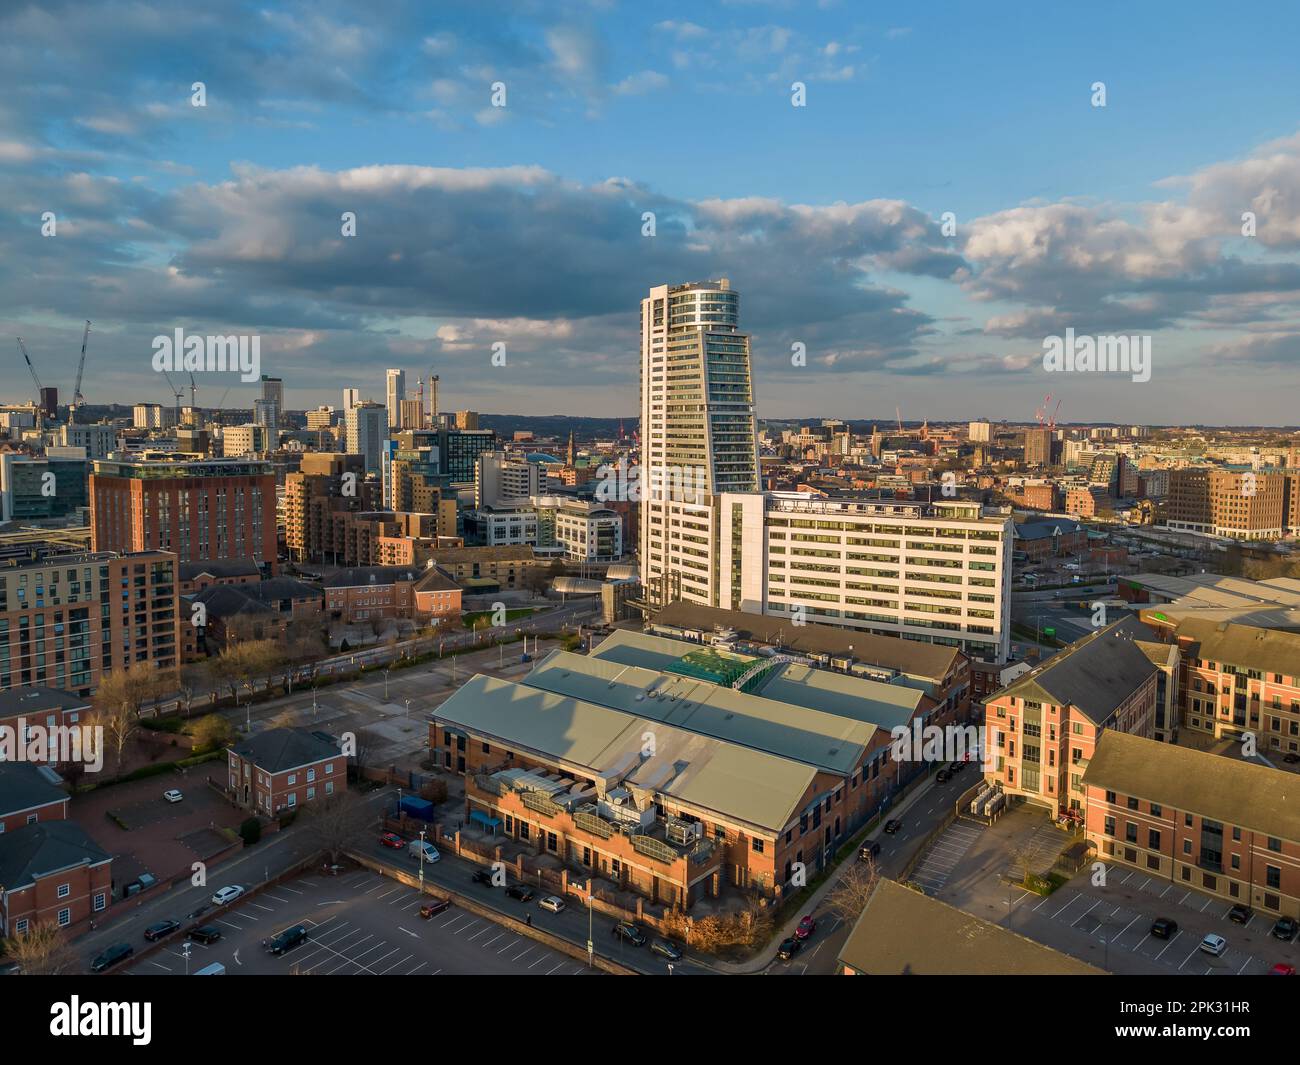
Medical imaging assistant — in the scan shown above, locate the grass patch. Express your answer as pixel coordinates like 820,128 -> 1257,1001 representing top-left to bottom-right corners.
462,607 -> 539,629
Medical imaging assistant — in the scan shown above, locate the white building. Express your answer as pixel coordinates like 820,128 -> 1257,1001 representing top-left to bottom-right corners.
968,420 -> 992,443
639,279 -> 759,609
385,368 -> 405,429
59,421 -> 116,460
476,451 -> 542,508
345,401 -> 387,474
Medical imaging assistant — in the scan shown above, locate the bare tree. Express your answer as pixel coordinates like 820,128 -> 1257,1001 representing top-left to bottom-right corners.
2,922 -> 78,975
825,858 -> 882,923
301,791 -> 371,866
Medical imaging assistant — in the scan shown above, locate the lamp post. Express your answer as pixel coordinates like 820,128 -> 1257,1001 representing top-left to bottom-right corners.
586,894 -> 594,968
181,940 -> 192,976
418,828 -> 427,890
383,667 -> 391,701
405,698 -> 411,719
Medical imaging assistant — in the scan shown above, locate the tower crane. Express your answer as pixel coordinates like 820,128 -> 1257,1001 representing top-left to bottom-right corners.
160,369 -> 184,427
70,320 -> 90,417
15,337 -> 45,426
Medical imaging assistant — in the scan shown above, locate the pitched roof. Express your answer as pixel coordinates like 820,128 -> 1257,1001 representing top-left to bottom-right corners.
323,565 -> 424,588
838,878 -> 1102,975
649,600 -> 962,684
993,616 -> 1157,724
191,577 -> 321,620
179,558 -> 261,582
413,566 -> 460,593
434,674 -> 816,833
0,687 -> 92,721
0,761 -> 67,817
1173,617 -> 1300,679
0,820 -> 111,890
230,728 -> 339,773
1083,730 -> 1300,844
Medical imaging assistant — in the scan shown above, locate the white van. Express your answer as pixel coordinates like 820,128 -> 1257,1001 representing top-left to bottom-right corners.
408,840 -> 440,863
194,962 -> 226,975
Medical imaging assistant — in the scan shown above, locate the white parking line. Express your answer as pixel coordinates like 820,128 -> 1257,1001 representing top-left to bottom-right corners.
1154,930 -> 1182,960
408,961 -> 428,975
1177,943 -> 1203,970
482,932 -> 504,949
497,938 -> 522,955
1052,893 -> 1087,919
546,961 -> 565,974
466,924 -> 493,942
1237,955 -> 1254,974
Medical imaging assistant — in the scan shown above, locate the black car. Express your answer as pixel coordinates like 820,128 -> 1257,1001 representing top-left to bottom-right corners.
263,925 -> 309,955
1228,904 -> 1253,925
883,819 -> 903,834
505,885 -> 536,902
143,919 -> 181,942
1272,916 -> 1298,941
188,925 -> 223,945
185,903 -> 210,922
90,943 -> 134,973
1149,917 -> 1178,940
859,840 -> 881,861
777,936 -> 802,961
650,938 -> 683,961
936,769 -> 951,783
1284,753 -> 1300,764
471,869 -> 495,886
612,922 -> 647,947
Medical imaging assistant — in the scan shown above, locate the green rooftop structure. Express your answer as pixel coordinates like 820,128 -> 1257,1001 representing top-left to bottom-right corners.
664,646 -> 757,687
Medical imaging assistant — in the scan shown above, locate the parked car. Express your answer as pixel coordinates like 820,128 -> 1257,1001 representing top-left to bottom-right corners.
185,903 -> 211,922
1272,916 -> 1298,941
210,885 -> 244,906
1149,917 -> 1178,940
883,819 -> 903,834
407,840 -> 440,863
1199,933 -> 1227,957
650,938 -> 683,961
936,769 -> 951,783
859,840 -> 881,862
1227,904 -> 1252,924
379,832 -> 405,849
419,899 -> 451,919
90,943 -> 134,973
192,962 -> 226,975
143,919 -> 181,942
1270,963 -> 1297,976
262,925 -> 309,955
1284,753 -> 1300,764
611,922 -> 647,946
537,896 -> 566,914
471,869 -> 496,886
795,915 -> 816,941
505,885 -> 536,902
777,936 -> 802,961
163,789 -> 184,804
188,925 -> 223,945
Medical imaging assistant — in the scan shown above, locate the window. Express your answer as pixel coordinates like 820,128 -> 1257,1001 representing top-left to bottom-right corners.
93,892 -> 106,912
287,792 -> 297,807
751,837 -> 765,854
287,774 -> 297,786
1150,803 -> 1162,817
57,882 -> 70,898
57,908 -> 71,927
1148,829 -> 1161,849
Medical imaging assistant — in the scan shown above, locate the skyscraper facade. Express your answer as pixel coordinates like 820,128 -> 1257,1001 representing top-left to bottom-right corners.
386,369 -> 406,429
346,401 -> 387,474
638,279 -> 758,608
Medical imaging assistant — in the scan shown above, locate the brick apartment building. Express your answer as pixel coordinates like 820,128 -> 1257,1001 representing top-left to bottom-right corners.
1154,617 -> 1300,756
226,727 -> 345,815
284,452 -> 375,563
187,576 -> 324,657
1084,730 -> 1300,920
0,820 -> 112,936
1013,517 -> 1087,562
178,558 -> 261,595
90,456 -> 277,566
983,618 -> 1158,817
0,551 -> 180,696
1165,467 -> 1293,540
0,689 -> 93,769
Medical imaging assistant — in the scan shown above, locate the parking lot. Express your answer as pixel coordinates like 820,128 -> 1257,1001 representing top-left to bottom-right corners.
1010,871 -> 1300,976
122,868 -> 599,976
909,821 -> 984,895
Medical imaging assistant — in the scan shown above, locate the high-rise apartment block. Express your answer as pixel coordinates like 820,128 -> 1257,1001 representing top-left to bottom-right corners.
345,401 -> 387,474
968,420 -> 992,443
89,457 -> 276,566
1166,467 -> 1293,539
385,368 -> 406,429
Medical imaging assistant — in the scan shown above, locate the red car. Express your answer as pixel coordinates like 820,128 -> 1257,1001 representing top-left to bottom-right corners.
1270,963 -> 1296,976
795,915 -> 816,940
379,832 -> 405,849
419,899 -> 451,919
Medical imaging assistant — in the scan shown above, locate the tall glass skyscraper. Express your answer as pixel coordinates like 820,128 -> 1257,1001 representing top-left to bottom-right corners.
638,279 -> 759,608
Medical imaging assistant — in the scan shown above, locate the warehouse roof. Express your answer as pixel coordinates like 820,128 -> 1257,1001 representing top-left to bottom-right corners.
433,673 -> 816,833
838,878 -> 1103,975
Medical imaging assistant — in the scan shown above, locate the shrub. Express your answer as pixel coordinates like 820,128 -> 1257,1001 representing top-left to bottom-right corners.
239,818 -> 262,846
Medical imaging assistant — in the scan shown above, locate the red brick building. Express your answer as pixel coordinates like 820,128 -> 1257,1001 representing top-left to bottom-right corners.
0,761 -> 69,833
1084,730 -> 1300,920
983,618 -> 1158,818
90,456 -> 277,567
226,728 -> 345,815
0,820 -> 112,936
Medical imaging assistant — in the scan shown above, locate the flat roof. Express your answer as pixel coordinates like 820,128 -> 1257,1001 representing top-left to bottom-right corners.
433,673 -> 816,833
1083,730 -> 1300,844
838,878 -> 1103,975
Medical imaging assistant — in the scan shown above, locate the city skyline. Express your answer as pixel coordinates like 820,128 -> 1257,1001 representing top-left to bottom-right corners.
5,2 -> 1300,423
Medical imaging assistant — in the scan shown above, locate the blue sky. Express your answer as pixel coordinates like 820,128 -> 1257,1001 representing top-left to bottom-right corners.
4,0 -> 1300,424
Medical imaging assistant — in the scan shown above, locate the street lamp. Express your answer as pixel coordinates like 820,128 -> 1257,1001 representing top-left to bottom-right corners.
181,940 -> 192,976
418,828 -> 427,889
586,894 -> 594,968
405,698 -> 411,719
383,667 -> 391,701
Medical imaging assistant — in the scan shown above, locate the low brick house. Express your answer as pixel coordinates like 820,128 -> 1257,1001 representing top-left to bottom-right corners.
0,761 -> 69,834
226,727 -> 345,816
0,820 -> 112,936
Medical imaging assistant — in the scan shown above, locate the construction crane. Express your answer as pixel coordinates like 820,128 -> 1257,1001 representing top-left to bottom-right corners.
15,337 -> 45,426
188,371 -> 198,424
70,320 -> 90,415
160,369 -> 184,427
1034,393 -> 1053,426
895,405 -> 904,433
